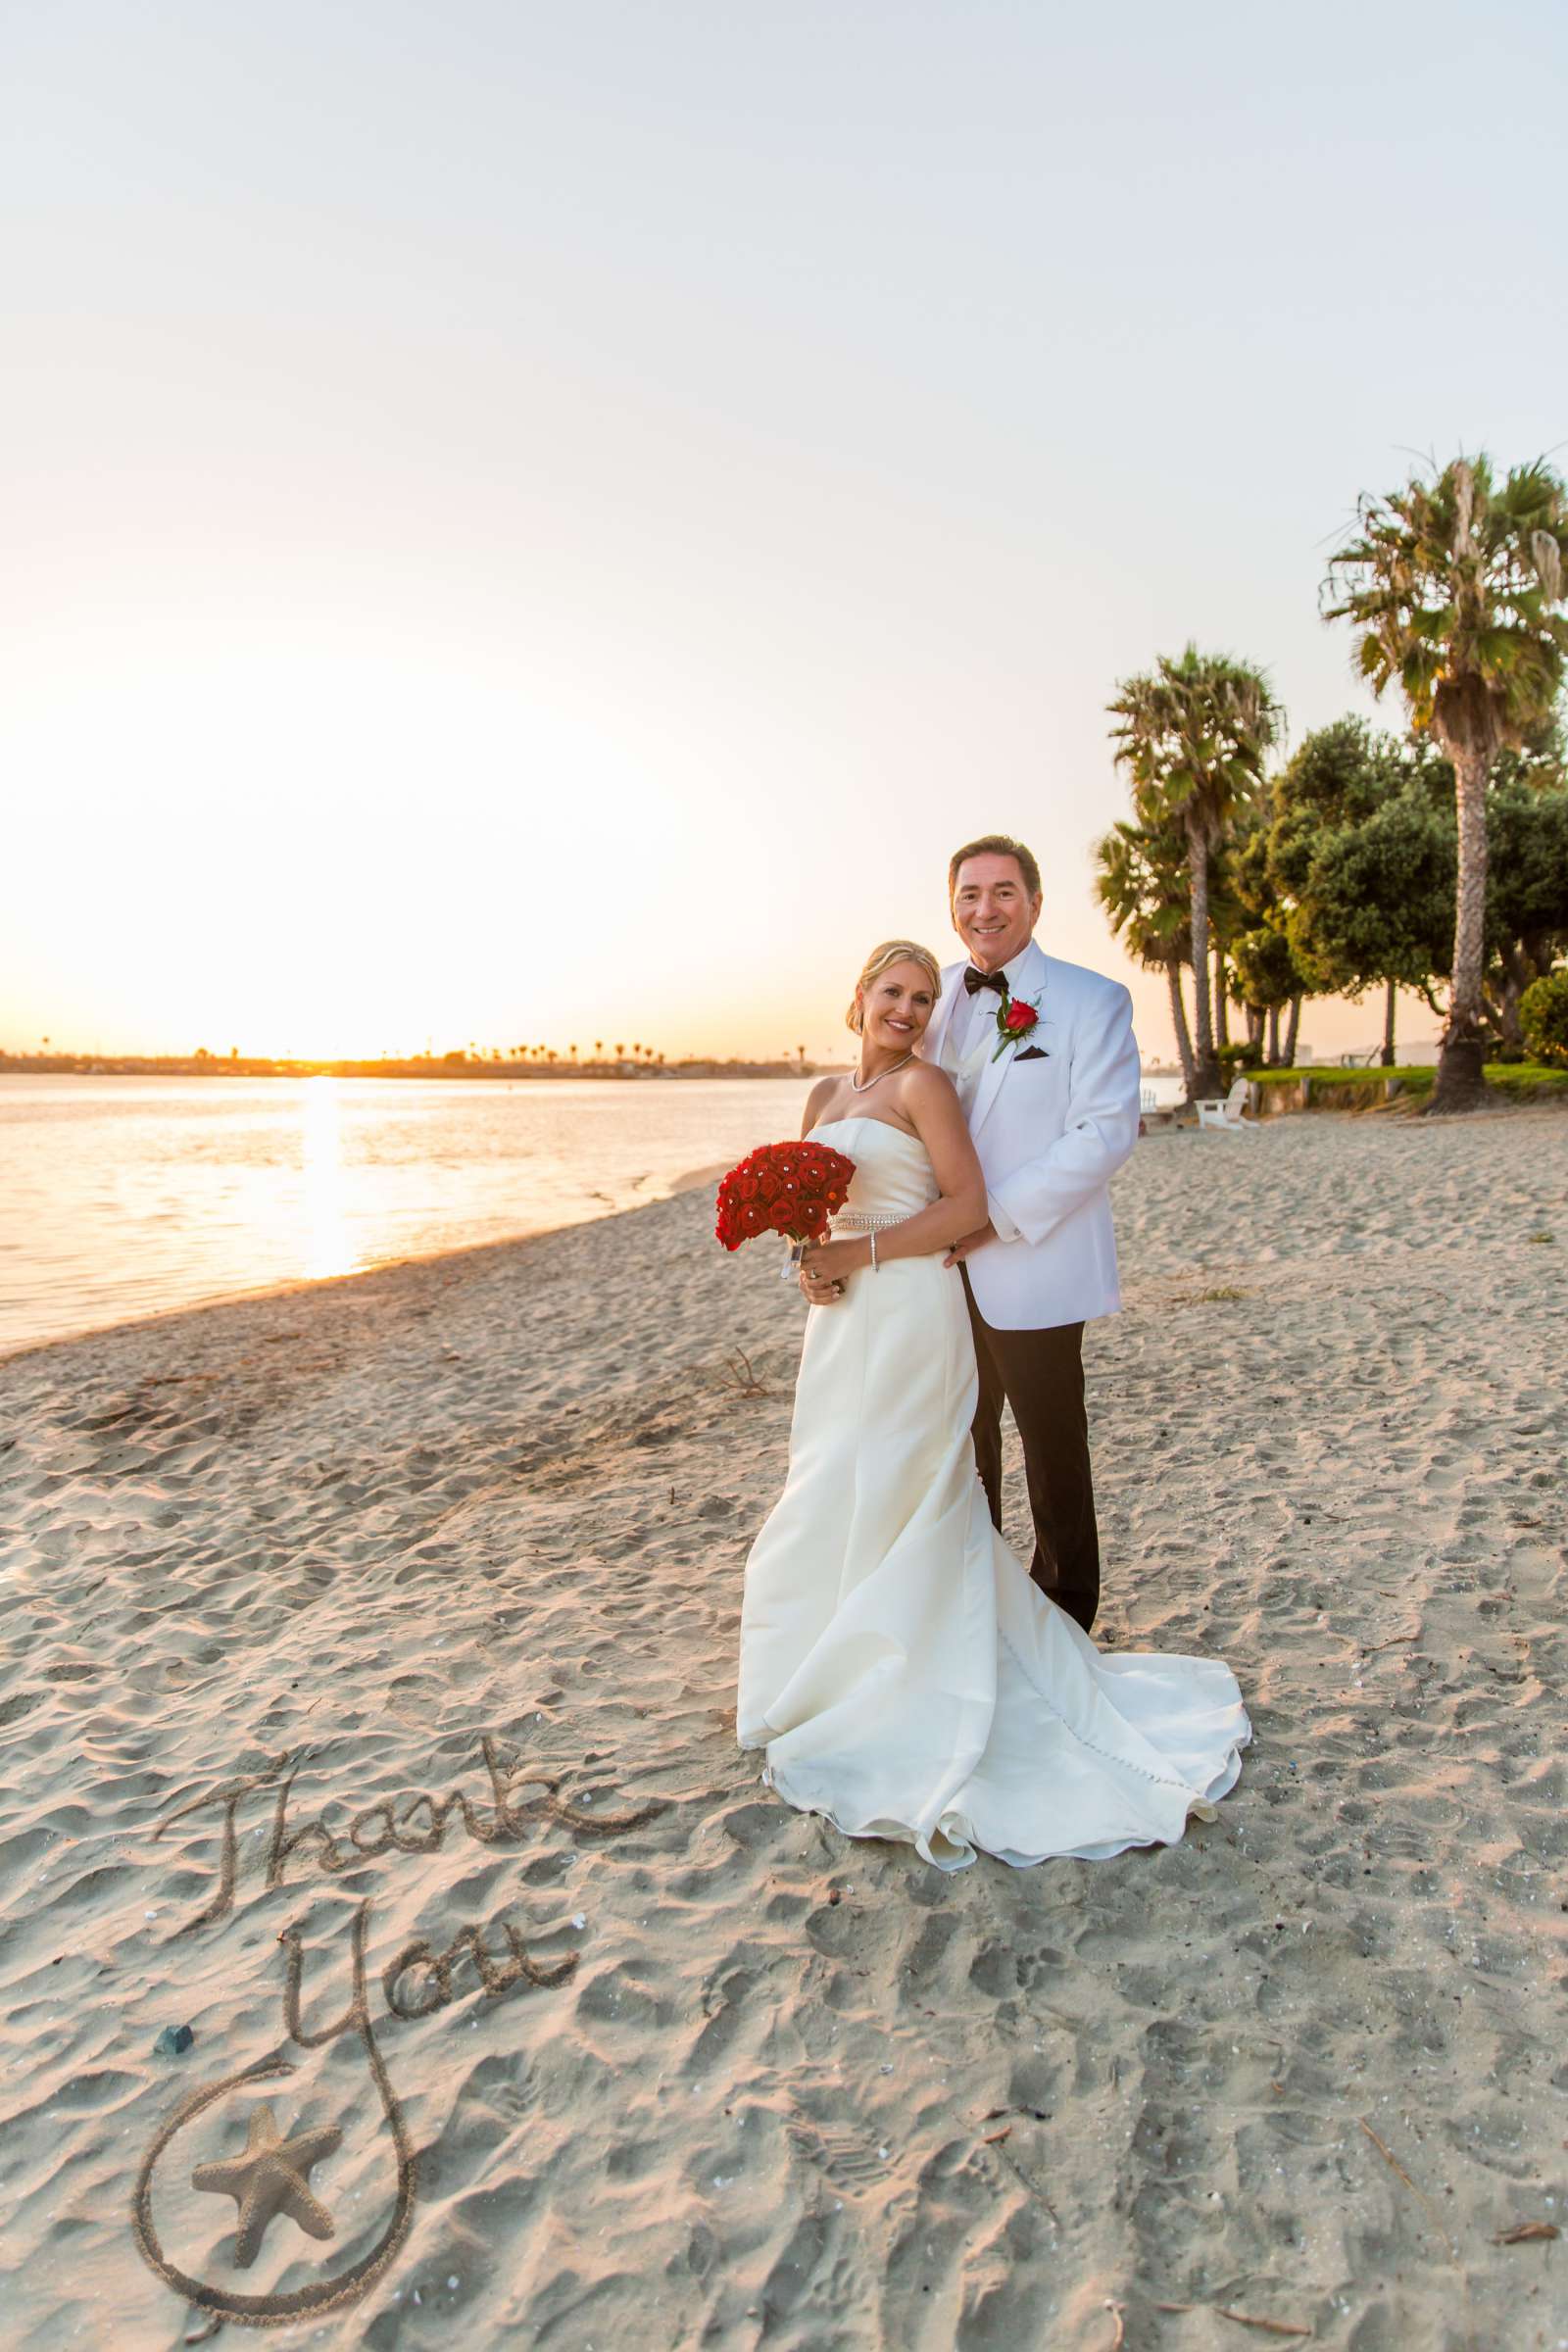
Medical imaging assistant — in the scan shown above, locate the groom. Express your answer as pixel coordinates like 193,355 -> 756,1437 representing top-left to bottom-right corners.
932,833 -> 1140,1634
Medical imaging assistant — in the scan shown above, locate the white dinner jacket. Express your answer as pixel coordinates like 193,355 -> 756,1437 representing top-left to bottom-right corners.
926,940 -> 1141,1331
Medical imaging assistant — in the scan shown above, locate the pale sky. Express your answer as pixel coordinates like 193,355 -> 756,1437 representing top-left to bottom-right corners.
5,2 -> 1565,1063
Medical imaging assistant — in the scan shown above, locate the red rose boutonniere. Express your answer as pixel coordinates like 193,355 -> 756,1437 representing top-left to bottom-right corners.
991,984 -> 1044,1060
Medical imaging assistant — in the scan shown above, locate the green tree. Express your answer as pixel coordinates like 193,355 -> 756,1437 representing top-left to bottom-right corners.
1324,454 -> 1568,1107
1108,646 -> 1283,1097
1266,720 -> 1452,1065
1228,813 -> 1318,1063
1485,760 -> 1568,1051
1229,923 -> 1307,1063
1520,969 -> 1568,1066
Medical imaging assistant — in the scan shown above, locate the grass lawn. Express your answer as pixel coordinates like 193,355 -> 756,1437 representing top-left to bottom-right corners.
1247,1062 -> 1568,1100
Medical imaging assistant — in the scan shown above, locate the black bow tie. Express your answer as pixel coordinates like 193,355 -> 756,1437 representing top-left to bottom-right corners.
963,965 -> 1007,997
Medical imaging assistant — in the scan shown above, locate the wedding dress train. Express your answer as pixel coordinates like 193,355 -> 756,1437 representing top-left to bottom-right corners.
737,1116 -> 1250,1871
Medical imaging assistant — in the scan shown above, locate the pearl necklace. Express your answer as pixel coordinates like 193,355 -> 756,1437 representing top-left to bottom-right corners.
851,1052 -> 915,1093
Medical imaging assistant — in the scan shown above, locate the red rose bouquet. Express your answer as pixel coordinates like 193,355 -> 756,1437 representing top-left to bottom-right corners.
714,1138 -> 857,1266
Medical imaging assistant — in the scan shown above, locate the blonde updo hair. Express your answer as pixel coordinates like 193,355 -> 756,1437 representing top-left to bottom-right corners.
847,939 -> 944,1035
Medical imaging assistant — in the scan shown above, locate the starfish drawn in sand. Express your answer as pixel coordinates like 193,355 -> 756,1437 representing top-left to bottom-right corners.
190,2104 -> 342,2268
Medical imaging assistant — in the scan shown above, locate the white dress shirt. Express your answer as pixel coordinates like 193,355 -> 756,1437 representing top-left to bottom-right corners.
944,947 -> 1036,1065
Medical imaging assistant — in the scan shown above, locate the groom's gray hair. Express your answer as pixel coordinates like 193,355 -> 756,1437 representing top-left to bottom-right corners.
949,833 -> 1042,902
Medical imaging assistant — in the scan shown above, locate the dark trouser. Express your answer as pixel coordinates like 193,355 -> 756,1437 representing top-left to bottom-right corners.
961,1272 -> 1100,1635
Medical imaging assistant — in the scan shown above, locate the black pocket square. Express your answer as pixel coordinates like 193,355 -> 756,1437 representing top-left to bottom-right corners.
1013,1046 -> 1049,1061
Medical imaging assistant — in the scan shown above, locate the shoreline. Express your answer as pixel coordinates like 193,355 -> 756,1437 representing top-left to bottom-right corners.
10,1090 -> 1567,1367
0,1156 -> 734,1371
11,1090 -> 1565,1369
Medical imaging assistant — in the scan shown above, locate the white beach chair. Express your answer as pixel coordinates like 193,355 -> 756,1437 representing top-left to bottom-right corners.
1195,1076 -> 1256,1132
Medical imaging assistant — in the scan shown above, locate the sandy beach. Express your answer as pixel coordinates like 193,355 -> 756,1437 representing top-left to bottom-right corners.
2,1105 -> 1565,2349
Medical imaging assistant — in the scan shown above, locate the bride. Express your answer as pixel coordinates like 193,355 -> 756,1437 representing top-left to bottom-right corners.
737,939 -> 1249,1871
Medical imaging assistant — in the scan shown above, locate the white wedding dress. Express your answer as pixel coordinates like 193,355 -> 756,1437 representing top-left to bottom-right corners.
737,1116 -> 1250,1871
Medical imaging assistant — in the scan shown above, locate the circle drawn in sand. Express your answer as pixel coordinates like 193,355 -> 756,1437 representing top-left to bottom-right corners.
131,1902 -> 416,2328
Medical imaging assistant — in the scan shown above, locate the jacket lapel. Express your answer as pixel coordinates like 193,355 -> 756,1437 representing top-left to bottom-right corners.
967,941 -> 1048,1139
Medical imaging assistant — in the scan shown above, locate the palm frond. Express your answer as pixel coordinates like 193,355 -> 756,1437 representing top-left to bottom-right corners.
1323,451 -> 1568,754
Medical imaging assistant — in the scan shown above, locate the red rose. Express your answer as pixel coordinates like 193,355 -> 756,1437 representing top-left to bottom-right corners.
734,1172 -> 760,1201
768,1198 -> 797,1234
756,1164 -> 781,1202
741,1200 -> 768,1236
1004,1000 -> 1038,1034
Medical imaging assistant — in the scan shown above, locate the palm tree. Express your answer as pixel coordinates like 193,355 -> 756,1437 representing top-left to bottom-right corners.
1108,648 -> 1282,1097
1094,816 -> 1197,1095
1203,833 -> 1253,1059
1324,454 -> 1568,1108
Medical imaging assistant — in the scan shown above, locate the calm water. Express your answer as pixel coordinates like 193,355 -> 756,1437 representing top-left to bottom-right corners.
0,1075 -> 812,1356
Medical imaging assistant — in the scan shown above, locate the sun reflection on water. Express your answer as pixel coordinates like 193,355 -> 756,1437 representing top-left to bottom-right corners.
2,1073 -> 820,1353
301,1077 -> 352,1280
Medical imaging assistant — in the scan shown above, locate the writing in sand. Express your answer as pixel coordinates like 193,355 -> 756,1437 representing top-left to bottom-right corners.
132,1731 -> 665,2328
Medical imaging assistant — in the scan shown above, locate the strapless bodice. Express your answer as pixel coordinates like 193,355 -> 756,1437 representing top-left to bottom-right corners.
808,1116 -> 939,1221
